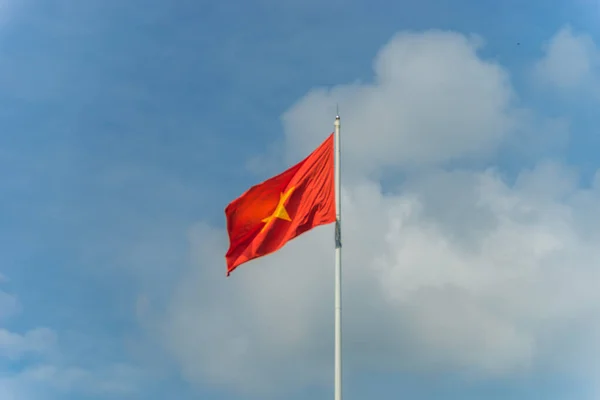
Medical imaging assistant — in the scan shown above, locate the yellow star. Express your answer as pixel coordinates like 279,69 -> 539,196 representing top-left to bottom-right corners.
262,186 -> 296,225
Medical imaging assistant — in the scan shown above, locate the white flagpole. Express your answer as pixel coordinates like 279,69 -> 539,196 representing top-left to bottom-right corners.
334,114 -> 342,400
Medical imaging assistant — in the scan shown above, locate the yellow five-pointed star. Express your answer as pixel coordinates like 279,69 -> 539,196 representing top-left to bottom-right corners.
262,186 -> 296,224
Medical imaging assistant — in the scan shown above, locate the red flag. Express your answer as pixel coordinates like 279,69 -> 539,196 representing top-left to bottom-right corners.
225,134 -> 335,275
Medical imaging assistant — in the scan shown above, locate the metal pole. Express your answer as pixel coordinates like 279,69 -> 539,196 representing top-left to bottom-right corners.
334,114 -> 342,400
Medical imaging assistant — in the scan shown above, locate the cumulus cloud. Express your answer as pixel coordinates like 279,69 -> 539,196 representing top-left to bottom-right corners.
160,167 -> 600,393
140,28 -> 600,396
533,26 -> 600,91
282,31 -> 521,176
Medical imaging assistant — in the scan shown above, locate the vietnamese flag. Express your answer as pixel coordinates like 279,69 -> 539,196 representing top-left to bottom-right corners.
225,134 -> 336,275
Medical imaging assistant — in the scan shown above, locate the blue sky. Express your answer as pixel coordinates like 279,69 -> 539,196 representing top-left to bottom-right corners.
3,0 -> 600,399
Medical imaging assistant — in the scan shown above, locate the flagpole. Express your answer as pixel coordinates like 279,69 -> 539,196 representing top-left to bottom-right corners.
334,114 -> 342,400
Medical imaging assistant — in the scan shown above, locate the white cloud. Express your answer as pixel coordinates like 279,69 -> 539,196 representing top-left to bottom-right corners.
0,327 -> 57,360
282,31 -> 521,177
0,285 -> 143,399
533,26 -> 600,91
158,166 -> 600,393
0,363 -> 145,400
0,288 -> 56,360
138,28 -> 600,396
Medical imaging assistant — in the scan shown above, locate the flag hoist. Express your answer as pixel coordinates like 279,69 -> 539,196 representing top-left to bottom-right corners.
224,115 -> 343,400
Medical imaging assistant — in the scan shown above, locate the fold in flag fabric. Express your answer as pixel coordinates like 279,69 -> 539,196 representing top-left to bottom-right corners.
225,134 -> 336,276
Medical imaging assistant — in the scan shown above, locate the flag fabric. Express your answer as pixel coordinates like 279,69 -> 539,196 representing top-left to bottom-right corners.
225,134 -> 336,275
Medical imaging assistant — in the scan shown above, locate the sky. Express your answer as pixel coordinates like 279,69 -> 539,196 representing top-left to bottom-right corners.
3,0 -> 600,399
